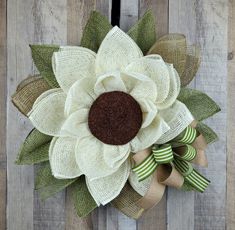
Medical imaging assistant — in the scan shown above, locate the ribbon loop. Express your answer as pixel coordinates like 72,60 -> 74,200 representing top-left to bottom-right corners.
173,144 -> 197,162
133,144 -> 174,181
173,158 -> 210,192
153,144 -> 174,163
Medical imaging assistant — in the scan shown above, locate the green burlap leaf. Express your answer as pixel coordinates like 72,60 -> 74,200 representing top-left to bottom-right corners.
15,129 -> 52,165
128,10 -> 156,54
80,11 -> 112,52
70,176 -> 97,217
30,44 -> 60,88
196,122 -> 218,144
177,88 -> 221,121
35,162 -> 77,200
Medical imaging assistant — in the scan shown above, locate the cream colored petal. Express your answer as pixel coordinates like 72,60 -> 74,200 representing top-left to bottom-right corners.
60,109 -> 91,139
86,160 -> 130,205
156,100 -> 194,144
76,136 -> 123,179
52,46 -> 96,92
64,77 -> 96,116
129,169 -> 152,196
28,90 -> 67,136
130,115 -> 170,152
121,72 -> 157,102
33,88 -> 62,109
139,99 -> 158,129
96,26 -> 143,75
94,71 -> 126,96
103,143 -> 130,169
126,55 -> 170,103
49,137 -> 82,179
156,64 -> 181,110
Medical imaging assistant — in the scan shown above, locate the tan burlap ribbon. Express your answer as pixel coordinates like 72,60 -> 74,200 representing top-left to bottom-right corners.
12,75 -> 51,116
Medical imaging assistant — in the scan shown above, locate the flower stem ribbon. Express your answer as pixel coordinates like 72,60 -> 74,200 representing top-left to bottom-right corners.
132,121 -> 210,210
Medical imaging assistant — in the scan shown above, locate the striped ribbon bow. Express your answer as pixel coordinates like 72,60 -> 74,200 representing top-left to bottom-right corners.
132,126 -> 210,193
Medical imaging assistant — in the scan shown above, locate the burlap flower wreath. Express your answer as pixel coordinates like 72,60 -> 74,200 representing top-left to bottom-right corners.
12,11 -> 220,219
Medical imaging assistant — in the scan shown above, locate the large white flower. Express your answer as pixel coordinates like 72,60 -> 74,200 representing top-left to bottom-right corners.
28,26 -> 194,205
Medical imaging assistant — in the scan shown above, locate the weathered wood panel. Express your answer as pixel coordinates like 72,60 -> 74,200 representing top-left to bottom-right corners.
227,0 -> 235,229
169,1 -> 228,230
193,1 -> 227,229
0,0 -> 7,229
168,1 -> 196,229
32,1 -> 67,230
7,0 -> 35,229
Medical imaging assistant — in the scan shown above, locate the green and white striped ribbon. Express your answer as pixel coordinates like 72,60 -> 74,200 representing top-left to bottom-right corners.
173,158 -> 210,192
174,144 -> 197,162
178,126 -> 197,144
132,144 -> 174,181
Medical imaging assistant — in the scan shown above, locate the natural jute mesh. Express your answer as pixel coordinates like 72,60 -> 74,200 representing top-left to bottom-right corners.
111,182 -> 144,219
180,45 -> 201,86
12,76 -> 51,116
148,34 -> 187,77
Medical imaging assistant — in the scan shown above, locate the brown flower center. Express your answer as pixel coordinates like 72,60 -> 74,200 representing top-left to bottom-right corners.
88,91 -> 142,145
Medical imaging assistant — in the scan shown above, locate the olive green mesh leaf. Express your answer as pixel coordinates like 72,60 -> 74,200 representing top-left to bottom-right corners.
128,10 -> 156,54
30,44 -> 60,88
80,11 -> 112,52
15,129 -> 52,165
70,176 -> 97,217
177,88 -> 221,121
180,45 -> 201,87
35,162 -> 77,200
12,75 -> 51,116
196,122 -> 218,144
148,33 -> 187,77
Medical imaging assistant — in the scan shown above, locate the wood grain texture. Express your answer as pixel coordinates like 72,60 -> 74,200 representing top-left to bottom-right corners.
227,0 -> 235,229
7,0 -> 35,229
193,1 -> 227,229
168,2 -> 195,229
139,0 -> 169,38
169,1 -> 228,230
32,1 -> 67,229
0,0 -> 6,229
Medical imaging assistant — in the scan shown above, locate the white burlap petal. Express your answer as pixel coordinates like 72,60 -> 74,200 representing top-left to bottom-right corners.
156,100 -> 194,144
156,64 -> 181,110
52,46 -> 96,92
103,143 -> 130,169
96,26 -> 143,75
130,115 -> 170,152
64,77 -> 96,116
86,160 -> 130,205
126,55 -> 170,104
138,99 -> 158,129
76,136 -> 126,179
94,71 -> 126,96
33,88 -> 62,108
121,72 -> 157,102
28,90 -> 67,136
129,169 -> 152,196
60,109 -> 91,139
49,137 -> 82,179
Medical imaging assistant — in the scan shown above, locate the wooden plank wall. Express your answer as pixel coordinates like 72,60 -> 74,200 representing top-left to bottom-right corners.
1,0 -> 231,229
